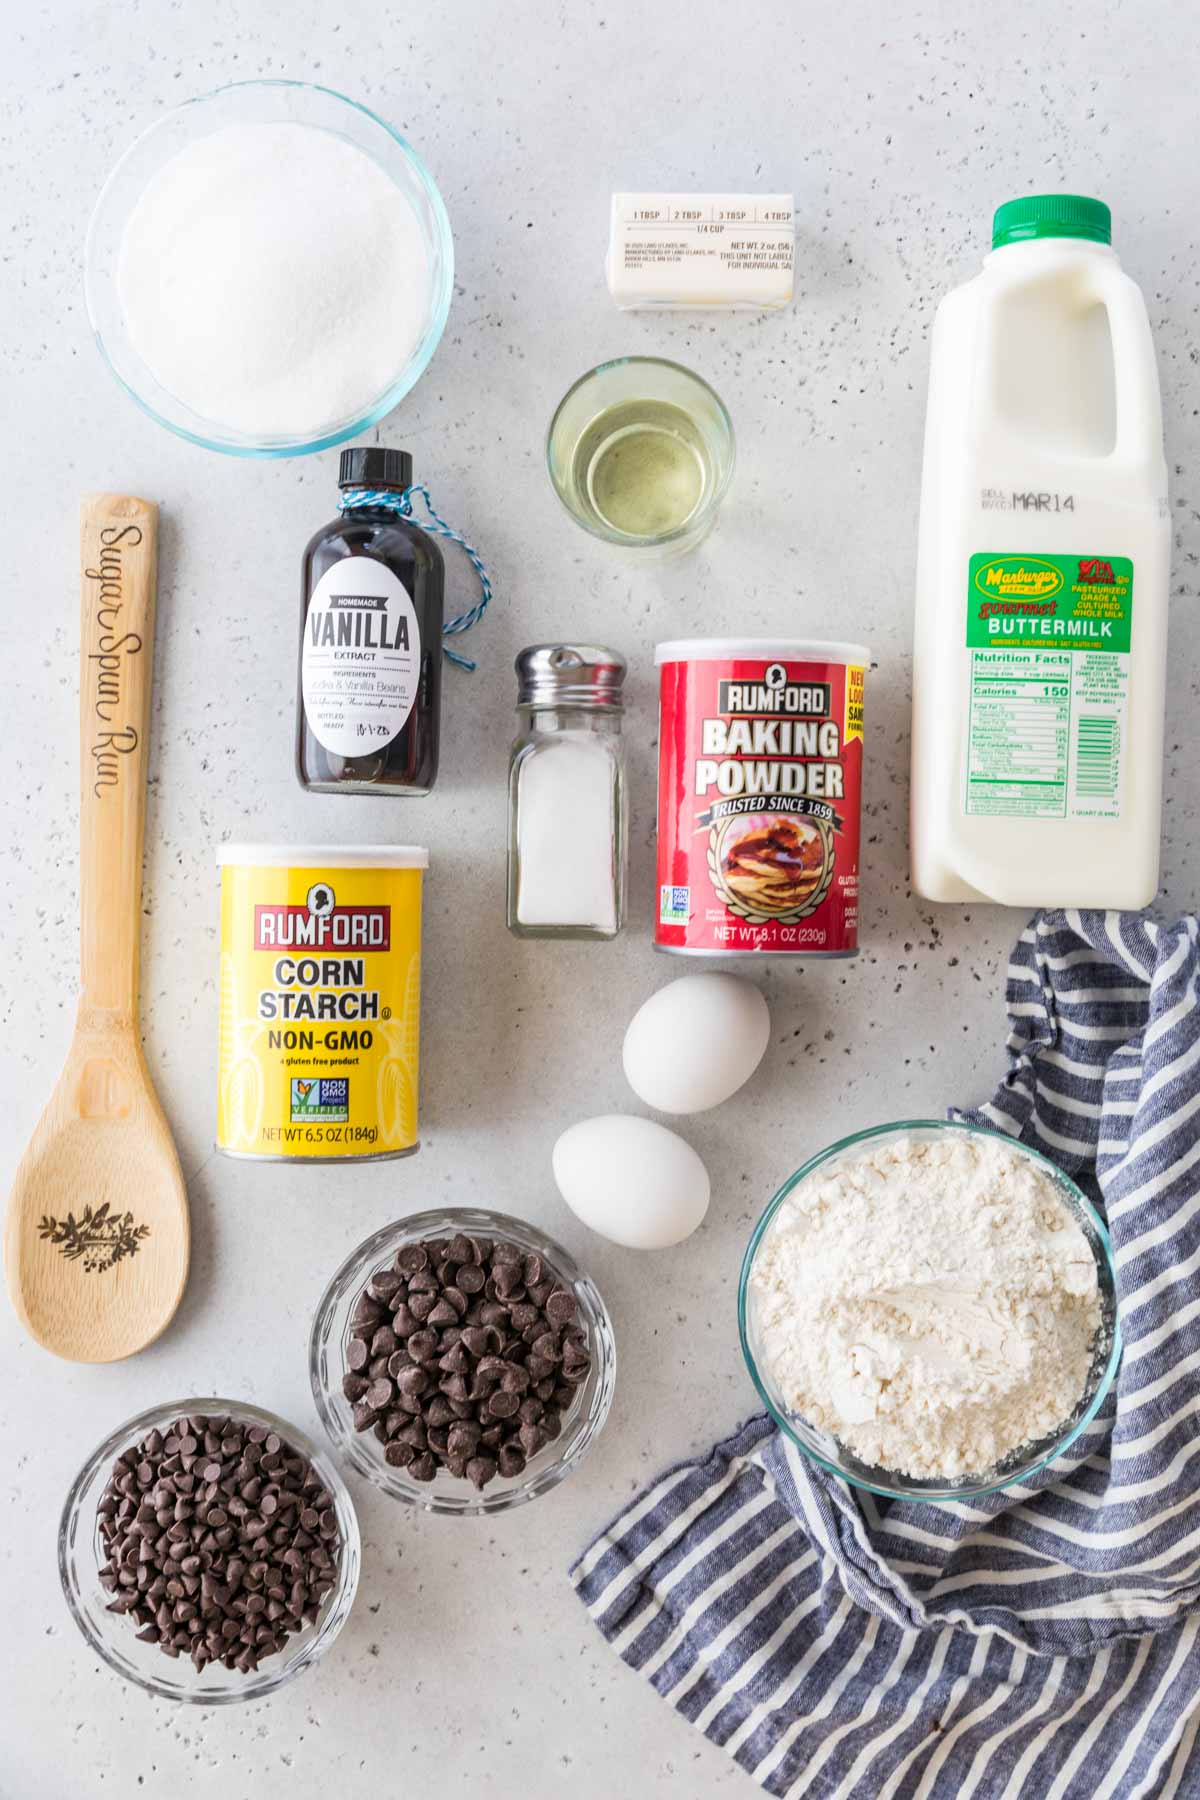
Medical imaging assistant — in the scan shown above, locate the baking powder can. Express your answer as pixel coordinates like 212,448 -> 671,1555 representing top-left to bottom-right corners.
654,639 -> 869,957
216,845 -> 427,1162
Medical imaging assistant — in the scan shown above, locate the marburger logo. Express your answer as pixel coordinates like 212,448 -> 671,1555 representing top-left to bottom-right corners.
85,523 -> 144,796
972,555 -> 1065,602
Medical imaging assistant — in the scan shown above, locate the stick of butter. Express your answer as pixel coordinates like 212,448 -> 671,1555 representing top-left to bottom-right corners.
606,193 -> 794,310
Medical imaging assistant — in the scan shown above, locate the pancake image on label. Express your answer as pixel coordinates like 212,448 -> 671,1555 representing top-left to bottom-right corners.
712,813 -> 832,918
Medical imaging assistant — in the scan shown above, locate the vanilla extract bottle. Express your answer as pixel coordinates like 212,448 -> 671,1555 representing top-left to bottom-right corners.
297,447 -> 444,796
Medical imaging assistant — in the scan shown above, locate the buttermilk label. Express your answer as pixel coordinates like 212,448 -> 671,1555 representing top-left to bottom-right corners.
964,552 -> 1134,825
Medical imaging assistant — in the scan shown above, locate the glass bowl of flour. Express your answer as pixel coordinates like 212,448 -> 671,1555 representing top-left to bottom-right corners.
739,1120 -> 1120,1501
84,81 -> 453,456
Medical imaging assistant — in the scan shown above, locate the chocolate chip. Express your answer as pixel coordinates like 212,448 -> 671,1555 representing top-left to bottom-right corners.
96,1415 -> 341,1677
466,1455 -> 498,1490
368,1267 -> 404,1303
498,1444 -> 527,1479
546,1288 -> 578,1327
341,1234 -> 592,1493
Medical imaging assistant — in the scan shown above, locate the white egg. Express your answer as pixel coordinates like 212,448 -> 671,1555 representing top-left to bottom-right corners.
552,1115 -> 710,1249
622,973 -> 770,1115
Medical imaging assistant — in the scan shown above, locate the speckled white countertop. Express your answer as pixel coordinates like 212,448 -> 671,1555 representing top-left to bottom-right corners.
3,1 -> 1199,1794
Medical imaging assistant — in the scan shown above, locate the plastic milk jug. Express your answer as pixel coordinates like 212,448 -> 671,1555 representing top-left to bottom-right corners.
911,195 -> 1169,906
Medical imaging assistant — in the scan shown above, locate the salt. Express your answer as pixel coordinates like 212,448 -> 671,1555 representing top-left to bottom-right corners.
515,736 -> 618,931
117,122 -> 430,438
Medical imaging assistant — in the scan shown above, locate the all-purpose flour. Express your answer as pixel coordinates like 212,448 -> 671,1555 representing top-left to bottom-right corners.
117,122 -> 430,437
751,1130 -> 1102,1478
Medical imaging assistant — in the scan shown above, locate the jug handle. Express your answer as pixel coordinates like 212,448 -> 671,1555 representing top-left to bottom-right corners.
1093,274 -> 1163,468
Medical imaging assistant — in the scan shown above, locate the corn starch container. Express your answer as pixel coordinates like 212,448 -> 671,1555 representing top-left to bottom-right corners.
216,845 -> 427,1162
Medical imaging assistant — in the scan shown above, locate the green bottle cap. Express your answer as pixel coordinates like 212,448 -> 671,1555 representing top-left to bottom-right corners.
991,194 -> 1111,250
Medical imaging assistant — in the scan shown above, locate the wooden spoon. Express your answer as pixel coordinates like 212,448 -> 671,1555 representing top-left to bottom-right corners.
4,495 -> 189,1360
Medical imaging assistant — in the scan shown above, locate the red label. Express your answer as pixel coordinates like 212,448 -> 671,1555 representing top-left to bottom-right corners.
253,905 -> 391,952
654,655 -> 865,956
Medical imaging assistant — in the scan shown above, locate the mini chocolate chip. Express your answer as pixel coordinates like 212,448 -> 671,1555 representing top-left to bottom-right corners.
546,1288 -> 578,1327
519,1422 -> 546,1457
488,1391 -> 520,1419
366,1378 -> 395,1410
396,1245 -> 430,1274
367,1269 -> 404,1304
346,1339 -> 369,1372
409,1453 -> 437,1482
498,1444 -> 527,1479
384,1441 -> 415,1468
456,1264 -> 485,1294
466,1455 -> 498,1490
407,1329 -> 440,1365
391,1304 -> 418,1337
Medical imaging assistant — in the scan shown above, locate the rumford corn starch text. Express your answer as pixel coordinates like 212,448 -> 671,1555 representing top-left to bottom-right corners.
216,845 -> 427,1162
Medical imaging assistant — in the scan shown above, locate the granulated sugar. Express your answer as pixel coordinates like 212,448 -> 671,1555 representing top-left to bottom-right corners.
751,1130 -> 1102,1479
117,122 -> 430,437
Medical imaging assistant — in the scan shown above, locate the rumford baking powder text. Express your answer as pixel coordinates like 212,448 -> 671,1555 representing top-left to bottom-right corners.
696,679 -> 844,800
85,523 -> 144,795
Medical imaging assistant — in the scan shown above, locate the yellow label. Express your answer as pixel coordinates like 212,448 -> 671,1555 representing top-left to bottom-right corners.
217,861 -> 422,1159
972,556 -> 1065,601
845,665 -> 865,743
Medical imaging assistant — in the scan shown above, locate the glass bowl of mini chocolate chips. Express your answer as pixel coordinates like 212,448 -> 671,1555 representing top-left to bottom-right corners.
311,1208 -> 617,1514
59,1399 -> 360,1701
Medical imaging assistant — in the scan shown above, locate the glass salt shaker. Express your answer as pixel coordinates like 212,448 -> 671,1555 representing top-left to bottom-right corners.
507,644 -> 627,940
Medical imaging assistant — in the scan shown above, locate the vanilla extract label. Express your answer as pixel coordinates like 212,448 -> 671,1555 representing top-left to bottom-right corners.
301,555 -> 420,760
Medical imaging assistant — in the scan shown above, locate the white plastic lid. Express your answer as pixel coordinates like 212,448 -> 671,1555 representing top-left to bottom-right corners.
655,637 -> 871,666
216,844 -> 429,869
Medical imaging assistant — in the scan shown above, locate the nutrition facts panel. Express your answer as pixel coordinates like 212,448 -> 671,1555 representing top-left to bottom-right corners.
964,646 -> 1126,821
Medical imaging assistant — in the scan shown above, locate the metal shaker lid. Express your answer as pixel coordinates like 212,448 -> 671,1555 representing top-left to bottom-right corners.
515,643 -> 627,709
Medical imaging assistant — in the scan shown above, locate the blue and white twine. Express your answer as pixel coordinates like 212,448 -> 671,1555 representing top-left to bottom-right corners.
337,484 -> 492,671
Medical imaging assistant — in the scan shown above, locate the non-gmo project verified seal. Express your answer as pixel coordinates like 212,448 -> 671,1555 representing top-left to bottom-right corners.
660,884 -> 690,925
290,1077 -> 349,1123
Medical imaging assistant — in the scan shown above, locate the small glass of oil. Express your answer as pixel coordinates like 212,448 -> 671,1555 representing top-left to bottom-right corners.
547,356 -> 735,555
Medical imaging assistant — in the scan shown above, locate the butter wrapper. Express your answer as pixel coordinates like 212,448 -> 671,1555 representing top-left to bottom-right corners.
606,193 -> 794,311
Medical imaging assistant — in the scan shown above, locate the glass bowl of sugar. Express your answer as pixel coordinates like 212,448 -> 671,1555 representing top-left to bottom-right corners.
739,1119 -> 1121,1502
84,80 -> 454,457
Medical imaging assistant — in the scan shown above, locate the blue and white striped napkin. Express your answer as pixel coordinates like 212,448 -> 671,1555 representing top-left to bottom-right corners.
572,911 -> 1200,1798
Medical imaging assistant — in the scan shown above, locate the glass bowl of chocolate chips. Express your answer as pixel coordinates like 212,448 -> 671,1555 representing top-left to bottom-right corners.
59,1398 -> 360,1702
311,1208 -> 617,1514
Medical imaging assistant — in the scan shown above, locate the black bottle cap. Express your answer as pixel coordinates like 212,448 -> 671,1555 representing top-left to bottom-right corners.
338,447 -> 414,491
